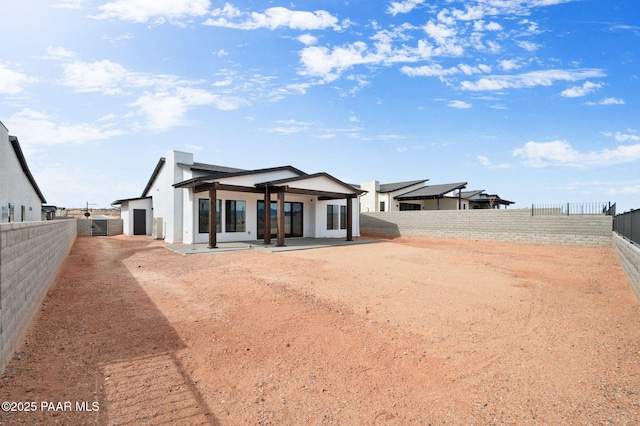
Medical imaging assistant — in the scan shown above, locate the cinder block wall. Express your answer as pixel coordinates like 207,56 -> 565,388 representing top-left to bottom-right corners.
107,219 -> 123,235
360,209 -> 613,246
76,219 -> 123,236
613,233 -> 640,299
76,219 -> 92,236
0,219 -> 77,374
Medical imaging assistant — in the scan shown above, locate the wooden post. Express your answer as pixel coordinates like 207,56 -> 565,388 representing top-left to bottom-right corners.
208,187 -> 217,249
346,197 -> 353,241
263,185 -> 271,245
276,191 -> 285,247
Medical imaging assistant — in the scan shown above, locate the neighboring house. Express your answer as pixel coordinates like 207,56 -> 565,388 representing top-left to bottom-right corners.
0,121 -> 47,222
360,179 -> 514,211
461,190 -> 515,209
359,180 -> 428,212
359,180 -> 468,211
113,151 -> 364,246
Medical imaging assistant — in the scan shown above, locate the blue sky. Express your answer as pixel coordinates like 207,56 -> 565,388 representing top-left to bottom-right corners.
1,0 -> 638,212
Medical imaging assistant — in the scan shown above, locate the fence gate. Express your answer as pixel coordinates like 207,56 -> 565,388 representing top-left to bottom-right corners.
91,220 -> 108,236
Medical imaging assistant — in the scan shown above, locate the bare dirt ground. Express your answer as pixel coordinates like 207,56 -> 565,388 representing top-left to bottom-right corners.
1,235 -> 639,425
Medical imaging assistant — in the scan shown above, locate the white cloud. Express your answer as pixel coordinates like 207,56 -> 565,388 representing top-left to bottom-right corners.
298,42 -> 384,82
0,63 -> 38,95
513,140 -> 640,167
91,0 -> 210,24
401,63 -> 459,77
204,5 -> 342,31
61,59 -> 190,94
459,63 -> 491,75
52,0 -> 88,9
560,81 -> 603,98
448,100 -> 472,108
41,46 -> 78,60
7,109 -> 124,150
478,155 -> 492,166
585,97 -> 625,106
460,68 -> 606,91
499,59 -> 521,71
387,0 -> 425,16
184,144 -> 204,151
517,41 -> 539,51
601,131 -> 640,142
298,34 -> 318,46
607,184 -> 640,196
129,87 -> 248,131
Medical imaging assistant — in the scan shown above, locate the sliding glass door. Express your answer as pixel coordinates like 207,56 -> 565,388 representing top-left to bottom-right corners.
257,201 -> 303,239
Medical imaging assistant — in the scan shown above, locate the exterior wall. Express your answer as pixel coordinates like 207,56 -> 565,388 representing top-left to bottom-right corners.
0,219 -> 77,374
360,181 -> 379,213
361,209 -> 613,246
314,198 -> 360,239
148,151 -> 194,244
613,233 -> 640,300
145,150 -> 362,243
0,123 -> 42,223
121,199 -> 153,236
187,192 -> 360,243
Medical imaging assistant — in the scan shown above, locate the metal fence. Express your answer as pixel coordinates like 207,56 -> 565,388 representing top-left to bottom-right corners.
614,209 -> 640,245
531,202 -> 616,216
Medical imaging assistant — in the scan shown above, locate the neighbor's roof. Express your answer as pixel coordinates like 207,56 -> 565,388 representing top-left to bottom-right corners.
8,135 -> 47,203
468,192 -> 515,205
395,182 -> 467,200
379,179 -> 428,193
459,190 -> 485,199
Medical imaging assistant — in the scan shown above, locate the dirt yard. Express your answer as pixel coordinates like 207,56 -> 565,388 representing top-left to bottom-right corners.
1,235 -> 639,425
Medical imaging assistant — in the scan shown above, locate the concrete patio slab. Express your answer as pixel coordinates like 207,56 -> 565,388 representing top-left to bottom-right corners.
166,237 -> 378,255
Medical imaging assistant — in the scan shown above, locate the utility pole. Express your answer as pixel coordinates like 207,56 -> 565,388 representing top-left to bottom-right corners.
84,202 -> 97,218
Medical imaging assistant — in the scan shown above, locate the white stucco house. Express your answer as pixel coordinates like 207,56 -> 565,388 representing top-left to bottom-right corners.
359,180 -> 513,212
0,121 -> 46,222
113,151 -> 364,246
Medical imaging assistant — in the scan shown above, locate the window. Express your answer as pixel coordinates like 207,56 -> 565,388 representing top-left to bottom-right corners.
379,201 -> 385,212
8,203 -> 14,222
225,200 -> 246,232
198,199 -> 221,233
340,205 -> 347,230
257,201 -> 303,239
327,204 -> 348,230
21,205 -> 26,221
326,205 -> 339,230
400,203 -> 421,211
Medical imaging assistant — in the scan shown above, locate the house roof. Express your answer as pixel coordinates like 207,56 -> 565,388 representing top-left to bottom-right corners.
459,190 -> 485,199
179,162 -> 246,174
8,136 -> 47,203
255,172 -> 366,195
141,157 -> 166,197
112,196 -> 152,206
395,182 -> 467,200
468,192 -> 515,205
173,165 -> 308,189
379,179 -> 428,193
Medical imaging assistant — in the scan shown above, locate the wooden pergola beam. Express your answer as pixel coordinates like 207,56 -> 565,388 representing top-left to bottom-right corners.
208,187 -> 217,249
276,191 -> 285,247
263,185 -> 271,245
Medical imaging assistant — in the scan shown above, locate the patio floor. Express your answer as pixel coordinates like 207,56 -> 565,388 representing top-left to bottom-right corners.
166,237 -> 378,254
